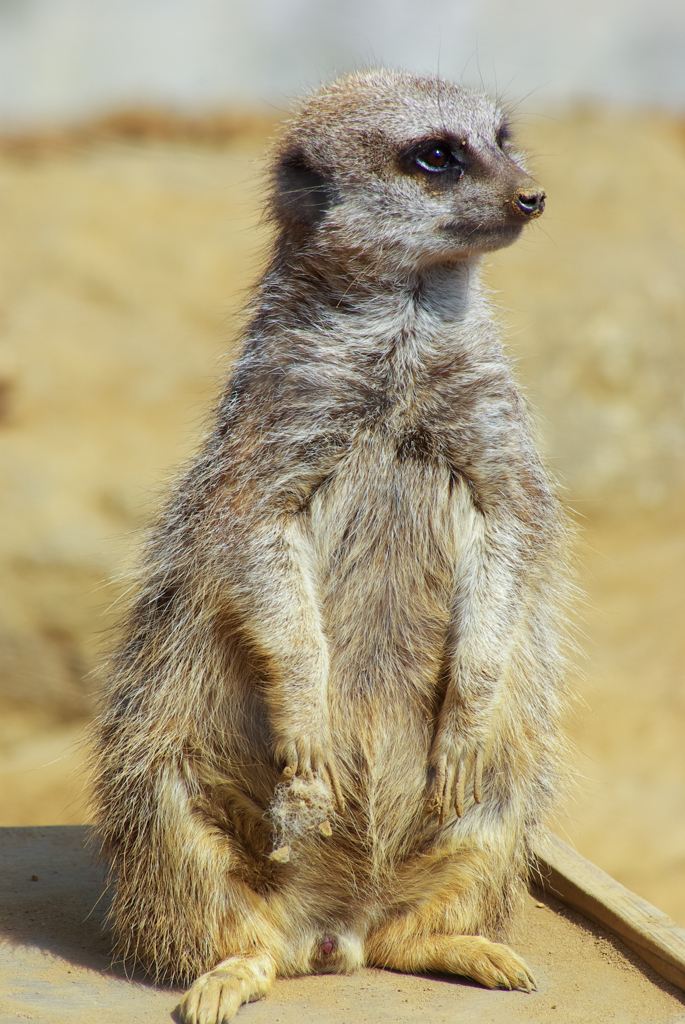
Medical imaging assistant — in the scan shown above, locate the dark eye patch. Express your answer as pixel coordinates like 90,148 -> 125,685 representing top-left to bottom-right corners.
496,121 -> 512,148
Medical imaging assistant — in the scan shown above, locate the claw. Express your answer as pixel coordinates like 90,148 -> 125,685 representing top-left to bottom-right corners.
493,968 -> 512,990
455,758 -> 466,817
517,969 -> 536,992
296,739 -> 314,780
279,740 -> 298,782
443,764 -> 456,824
325,760 -> 346,814
474,747 -> 483,804
433,759 -> 447,823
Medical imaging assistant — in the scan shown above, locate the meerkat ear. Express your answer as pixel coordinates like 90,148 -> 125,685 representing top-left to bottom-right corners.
275,149 -> 337,229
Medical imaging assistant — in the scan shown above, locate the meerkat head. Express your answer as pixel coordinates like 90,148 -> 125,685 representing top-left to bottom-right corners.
271,68 -> 544,273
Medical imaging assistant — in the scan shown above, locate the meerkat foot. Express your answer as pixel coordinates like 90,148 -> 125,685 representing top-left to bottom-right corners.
427,743 -> 484,823
179,955 -> 274,1024
441,936 -> 536,992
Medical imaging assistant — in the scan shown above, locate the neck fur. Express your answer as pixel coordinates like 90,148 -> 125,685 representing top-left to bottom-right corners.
260,242 -> 486,338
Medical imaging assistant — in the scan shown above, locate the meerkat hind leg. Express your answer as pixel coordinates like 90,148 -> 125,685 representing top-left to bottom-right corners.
439,934 -> 536,992
367,931 -> 535,992
366,911 -> 536,994
180,953 -> 275,1024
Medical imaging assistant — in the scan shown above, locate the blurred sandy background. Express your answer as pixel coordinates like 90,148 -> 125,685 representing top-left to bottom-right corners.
0,0 -> 683,927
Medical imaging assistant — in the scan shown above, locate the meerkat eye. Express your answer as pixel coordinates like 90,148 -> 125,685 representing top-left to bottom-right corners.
413,142 -> 462,174
416,145 -> 449,171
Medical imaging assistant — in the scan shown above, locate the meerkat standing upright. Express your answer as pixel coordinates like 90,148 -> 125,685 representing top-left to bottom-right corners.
91,69 -> 570,1023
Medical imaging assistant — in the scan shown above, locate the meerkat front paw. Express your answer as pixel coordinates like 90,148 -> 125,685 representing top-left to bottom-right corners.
427,737 -> 484,823
275,733 -> 344,812
179,956 -> 273,1024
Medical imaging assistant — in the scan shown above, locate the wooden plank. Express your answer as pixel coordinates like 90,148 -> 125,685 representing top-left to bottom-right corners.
533,833 -> 685,991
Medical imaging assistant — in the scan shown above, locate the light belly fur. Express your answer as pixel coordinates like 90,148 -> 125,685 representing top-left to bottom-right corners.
305,440 -> 477,826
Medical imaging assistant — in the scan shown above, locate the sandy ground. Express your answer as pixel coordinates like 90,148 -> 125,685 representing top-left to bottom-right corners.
0,107 -> 683,925
2,827 -> 685,1024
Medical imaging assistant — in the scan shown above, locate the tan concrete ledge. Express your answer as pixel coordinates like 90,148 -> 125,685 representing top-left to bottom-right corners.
1,826 -> 684,1024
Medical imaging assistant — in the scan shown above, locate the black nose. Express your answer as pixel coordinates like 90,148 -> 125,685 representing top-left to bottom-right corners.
515,188 -> 546,217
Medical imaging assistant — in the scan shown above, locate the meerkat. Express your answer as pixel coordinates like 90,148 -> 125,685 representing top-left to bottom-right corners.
91,68 -> 570,1024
